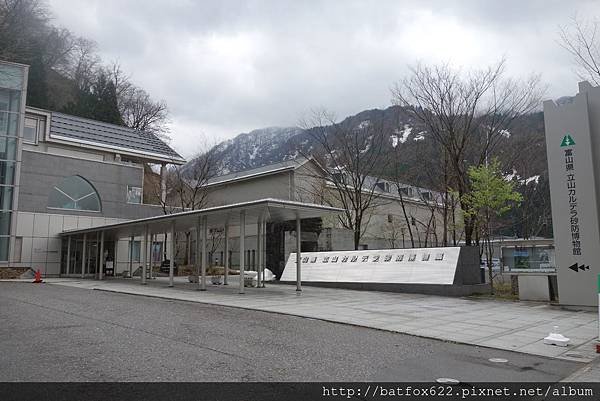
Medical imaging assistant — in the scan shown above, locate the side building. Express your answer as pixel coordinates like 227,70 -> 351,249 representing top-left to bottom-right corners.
177,157 -> 454,276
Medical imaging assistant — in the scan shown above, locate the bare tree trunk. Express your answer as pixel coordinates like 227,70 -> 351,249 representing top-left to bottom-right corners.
397,194 -> 415,247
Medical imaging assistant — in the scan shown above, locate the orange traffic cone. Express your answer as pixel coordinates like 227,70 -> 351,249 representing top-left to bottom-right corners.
32,269 -> 43,283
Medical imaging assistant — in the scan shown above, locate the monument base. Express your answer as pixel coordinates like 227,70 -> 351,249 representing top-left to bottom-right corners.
277,280 -> 490,297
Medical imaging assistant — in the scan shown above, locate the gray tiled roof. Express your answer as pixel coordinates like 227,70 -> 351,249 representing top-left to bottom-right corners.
49,112 -> 185,162
205,157 -> 310,186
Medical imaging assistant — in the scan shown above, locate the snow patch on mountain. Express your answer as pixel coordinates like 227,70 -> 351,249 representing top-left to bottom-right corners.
394,124 -> 413,144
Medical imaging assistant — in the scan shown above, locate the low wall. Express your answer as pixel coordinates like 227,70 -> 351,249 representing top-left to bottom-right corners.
280,246 -> 487,296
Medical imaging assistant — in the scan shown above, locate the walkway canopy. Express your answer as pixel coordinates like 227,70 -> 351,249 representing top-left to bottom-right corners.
59,198 -> 344,294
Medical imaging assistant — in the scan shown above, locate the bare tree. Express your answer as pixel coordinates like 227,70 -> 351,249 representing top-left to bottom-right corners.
299,109 -> 391,250
559,17 -> 600,85
0,0 -> 49,62
155,144 -> 218,265
66,38 -> 100,92
391,59 -> 544,245
107,62 -> 170,139
382,215 -> 407,248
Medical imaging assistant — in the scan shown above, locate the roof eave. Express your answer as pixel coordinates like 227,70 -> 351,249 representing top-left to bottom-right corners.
47,135 -> 186,165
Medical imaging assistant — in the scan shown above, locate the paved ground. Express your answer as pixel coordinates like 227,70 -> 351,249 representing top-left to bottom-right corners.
41,276 -> 600,363
0,282 -> 584,382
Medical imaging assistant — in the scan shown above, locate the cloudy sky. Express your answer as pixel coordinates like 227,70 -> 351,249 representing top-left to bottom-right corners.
47,0 -> 599,158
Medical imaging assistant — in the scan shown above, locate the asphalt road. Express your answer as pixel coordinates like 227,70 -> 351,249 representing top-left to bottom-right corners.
0,282 -> 582,382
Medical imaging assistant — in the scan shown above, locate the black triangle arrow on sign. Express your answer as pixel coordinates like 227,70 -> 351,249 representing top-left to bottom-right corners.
569,263 -> 591,272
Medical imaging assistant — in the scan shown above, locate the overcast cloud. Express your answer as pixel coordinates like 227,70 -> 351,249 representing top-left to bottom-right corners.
47,0 -> 599,158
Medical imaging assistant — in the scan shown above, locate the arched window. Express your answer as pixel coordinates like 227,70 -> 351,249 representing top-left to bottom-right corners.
48,175 -> 101,212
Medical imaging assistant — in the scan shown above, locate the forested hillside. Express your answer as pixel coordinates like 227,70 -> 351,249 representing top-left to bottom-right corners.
0,0 -> 169,136
186,106 -> 552,239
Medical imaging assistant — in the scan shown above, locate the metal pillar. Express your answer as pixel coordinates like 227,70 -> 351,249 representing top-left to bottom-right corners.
296,216 -> 302,292
99,231 -> 104,280
149,233 -> 154,280
224,221 -> 229,285
239,210 -> 245,294
257,217 -> 262,288
261,219 -> 267,288
66,236 -> 71,275
129,235 -> 134,278
95,231 -> 100,278
160,164 -> 167,204
201,215 -> 207,291
169,221 -> 175,287
195,217 -> 201,290
142,225 -> 148,285
81,233 -> 86,278
113,237 -> 118,277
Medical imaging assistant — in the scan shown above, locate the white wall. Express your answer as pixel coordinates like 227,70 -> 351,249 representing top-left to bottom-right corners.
13,211 -> 126,276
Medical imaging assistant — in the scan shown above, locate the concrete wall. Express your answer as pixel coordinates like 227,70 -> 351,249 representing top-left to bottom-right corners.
205,172 -> 293,206
12,210 -> 128,275
19,150 -> 163,220
15,150 -> 166,275
518,275 -> 551,301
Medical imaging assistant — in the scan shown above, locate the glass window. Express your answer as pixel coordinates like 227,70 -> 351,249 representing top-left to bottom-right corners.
435,253 -> 444,261
408,254 -> 417,261
0,161 -> 15,185
0,236 -> 9,261
0,65 -> 25,90
23,116 -> 43,143
0,89 -> 21,112
0,211 -> 11,235
48,175 -> 101,212
127,186 -> 142,204
395,255 -> 404,262
0,136 -> 17,160
422,253 -> 430,261
0,186 -> 13,210
129,240 -> 141,262
0,112 -> 18,137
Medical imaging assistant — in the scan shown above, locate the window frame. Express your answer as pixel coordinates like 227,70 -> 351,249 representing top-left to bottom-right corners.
47,175 -> 102,213
126,185 -> 143,204
23,115 -> 42,144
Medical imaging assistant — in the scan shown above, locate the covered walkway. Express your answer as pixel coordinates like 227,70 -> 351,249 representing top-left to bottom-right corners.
59,198 -> 343,294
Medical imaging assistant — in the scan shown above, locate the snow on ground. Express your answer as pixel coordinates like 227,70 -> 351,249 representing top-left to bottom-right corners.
522,175 -> 540,185
504,168 -> 519,181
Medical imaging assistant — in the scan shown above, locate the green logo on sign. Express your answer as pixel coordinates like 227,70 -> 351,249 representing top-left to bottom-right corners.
561,134 -> 575,147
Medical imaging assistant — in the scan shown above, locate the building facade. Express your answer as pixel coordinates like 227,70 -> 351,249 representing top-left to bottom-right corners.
185,158 -> 454,275
0,60 -> 185,276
